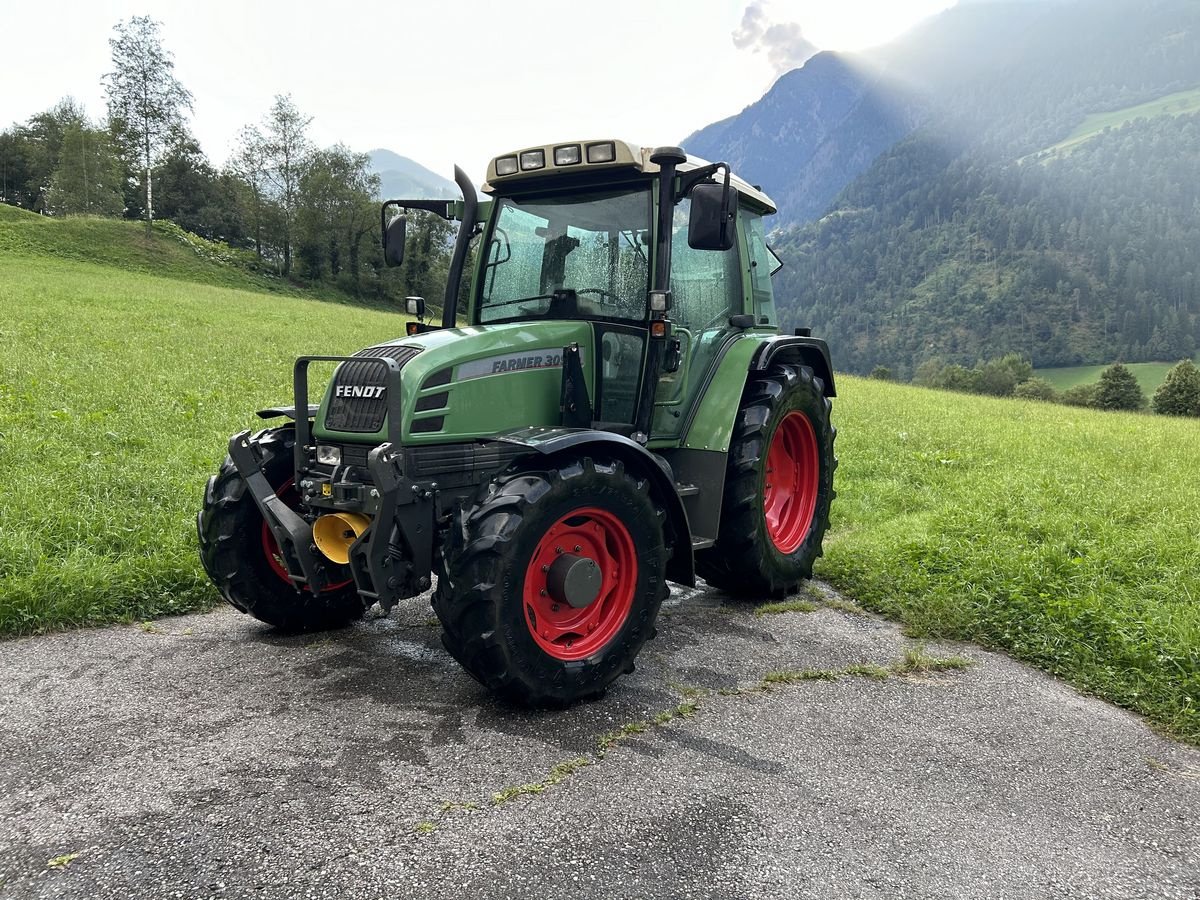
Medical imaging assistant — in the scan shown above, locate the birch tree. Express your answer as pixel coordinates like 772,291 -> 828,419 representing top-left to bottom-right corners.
103,16 -> 192,230
261,95 -> 312,275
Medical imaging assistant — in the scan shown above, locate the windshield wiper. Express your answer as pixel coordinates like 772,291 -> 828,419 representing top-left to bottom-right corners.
620,230 -> 647,263
483,294 -> 555,311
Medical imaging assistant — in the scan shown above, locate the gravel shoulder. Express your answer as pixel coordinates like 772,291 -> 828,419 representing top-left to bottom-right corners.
1,583 -> 1197,899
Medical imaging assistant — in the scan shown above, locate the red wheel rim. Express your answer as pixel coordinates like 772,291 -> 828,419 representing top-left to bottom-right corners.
261,478 -> 353,591
764,411 -> 820,554
522,506 -> 637,661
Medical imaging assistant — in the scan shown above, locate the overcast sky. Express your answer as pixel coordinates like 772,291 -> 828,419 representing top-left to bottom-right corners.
2,0 -> 956,181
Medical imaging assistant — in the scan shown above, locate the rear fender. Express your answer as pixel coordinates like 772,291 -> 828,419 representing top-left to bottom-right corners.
752,335 -> 837,396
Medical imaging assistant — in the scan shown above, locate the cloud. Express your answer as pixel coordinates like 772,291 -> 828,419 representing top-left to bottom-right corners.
733,2 -> 818,76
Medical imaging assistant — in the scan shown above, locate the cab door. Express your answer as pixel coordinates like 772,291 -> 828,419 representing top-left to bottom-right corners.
652,198 -> 745,441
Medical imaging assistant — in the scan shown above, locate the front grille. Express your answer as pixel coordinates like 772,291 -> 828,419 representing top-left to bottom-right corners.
405,442 -> 523,480
340,443 -> 371,467
324,345 -> 422,433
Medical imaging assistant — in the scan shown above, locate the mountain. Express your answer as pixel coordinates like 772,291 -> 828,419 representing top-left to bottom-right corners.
682,1 -> 1063,225
684,53 -> 920,223
768,0 -> 1200,377
367,149 -> 458,200
684,0 -> 1200,228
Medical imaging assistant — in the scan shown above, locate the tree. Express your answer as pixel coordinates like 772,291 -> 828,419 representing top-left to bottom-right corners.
153,131 -> 224,238
0,130 -> 30,207
103,16 -> 192,230
1092,363 -> 1146,411
228,126 -> 272,260
869,365 -> 893,381
5,98 -> 91,212
392,210 -> 454,302
45,121 -> 124,216
259,95 -> 312,275
1151,360 -> 1200,416
1013,377 -> 1057,402
977,353 -> 1033,397
296,145 -> 379,287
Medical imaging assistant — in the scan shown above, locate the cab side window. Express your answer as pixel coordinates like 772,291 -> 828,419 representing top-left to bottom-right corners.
670,198 -> 741,332
744,213 -> 778,326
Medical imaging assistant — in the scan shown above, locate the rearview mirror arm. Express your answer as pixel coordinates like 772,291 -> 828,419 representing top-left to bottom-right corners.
674,161 -> 729,202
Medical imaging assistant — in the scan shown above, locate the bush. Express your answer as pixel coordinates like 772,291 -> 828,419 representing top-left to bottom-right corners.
1013,377 -> 1057,402
910,353 -> 1032,397
869,365 -> 893,381
977,353 -> 1034,397
1061,383 -> 1098,407
1092,363 -> 1146,411
1152,360 -> 1200,416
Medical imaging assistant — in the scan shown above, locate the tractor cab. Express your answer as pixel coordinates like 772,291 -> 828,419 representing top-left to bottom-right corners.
381,140 -> 787,445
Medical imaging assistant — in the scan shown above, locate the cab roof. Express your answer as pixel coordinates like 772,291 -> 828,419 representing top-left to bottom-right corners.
482,139 -> 776,215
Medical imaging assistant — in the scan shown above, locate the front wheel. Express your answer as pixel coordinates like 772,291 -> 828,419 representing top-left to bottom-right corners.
197,426 -> 366,632
434,457 -> 668,706
697,363 -> 836,598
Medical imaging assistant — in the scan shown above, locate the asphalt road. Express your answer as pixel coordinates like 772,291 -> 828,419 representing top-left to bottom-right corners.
1,583 -> 1197,900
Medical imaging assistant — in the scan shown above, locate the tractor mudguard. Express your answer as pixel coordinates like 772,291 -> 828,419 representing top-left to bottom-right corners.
681,335 -> 835,459
495,426 -> 696,587
255,404 -> 319,420
752,335 -> 837,397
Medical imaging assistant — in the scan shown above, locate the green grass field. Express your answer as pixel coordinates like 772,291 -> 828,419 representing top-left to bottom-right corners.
1,215 -> 1197,742
1033,86 -> 1200,157
0,203 -> 375,305
823,382 -> 1198,741
1035,358 -> 1198,395
0,253 -> 404,633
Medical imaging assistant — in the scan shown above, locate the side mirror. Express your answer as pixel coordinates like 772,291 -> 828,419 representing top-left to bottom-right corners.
688,182 -> 735,251
405,296 -> 426,319
384,213 -> 407,267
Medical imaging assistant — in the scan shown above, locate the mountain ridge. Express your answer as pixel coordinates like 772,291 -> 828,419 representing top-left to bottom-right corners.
367,149 -> 458,201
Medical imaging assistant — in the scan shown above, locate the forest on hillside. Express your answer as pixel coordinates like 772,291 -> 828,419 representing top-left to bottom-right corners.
775,111 -> 1200,377
693,0 -> 1200,378
0,16 -> 451,304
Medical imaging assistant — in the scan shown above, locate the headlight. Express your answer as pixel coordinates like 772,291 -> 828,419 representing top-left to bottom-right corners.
519,149 -> 545,170
495,155 -> 519,176
316,444 -> 342,466
554,144 -> 582,166
586,142 -> 616,164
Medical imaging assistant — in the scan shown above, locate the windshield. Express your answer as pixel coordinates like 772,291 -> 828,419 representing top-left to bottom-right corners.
476,189 -> 651,323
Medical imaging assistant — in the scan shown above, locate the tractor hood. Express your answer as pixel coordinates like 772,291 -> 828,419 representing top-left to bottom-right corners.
313,320 -> 594,445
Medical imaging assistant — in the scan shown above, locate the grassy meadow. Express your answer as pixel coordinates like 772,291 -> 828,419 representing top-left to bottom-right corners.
0,251 -> 406,632
1036,358 -> 1198,395
1,215 -> 1197,742
824,380 -> 1198,741
1034,86 -> 1200,157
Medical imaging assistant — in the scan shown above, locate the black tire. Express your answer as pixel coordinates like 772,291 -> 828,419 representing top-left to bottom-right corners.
433,456 -> 668,706
697,363 -> 836,599
197,426 -> 366,632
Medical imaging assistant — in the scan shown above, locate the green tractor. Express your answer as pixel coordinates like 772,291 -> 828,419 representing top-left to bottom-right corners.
198,140 -> 836,705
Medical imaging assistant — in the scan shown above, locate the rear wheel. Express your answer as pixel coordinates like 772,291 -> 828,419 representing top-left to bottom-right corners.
434,457 -> 667,706
197,426 -> 366,632
697,363 -> 836,598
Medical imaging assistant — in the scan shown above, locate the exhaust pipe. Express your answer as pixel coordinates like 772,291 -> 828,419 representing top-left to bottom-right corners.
312,512 -> 371,565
